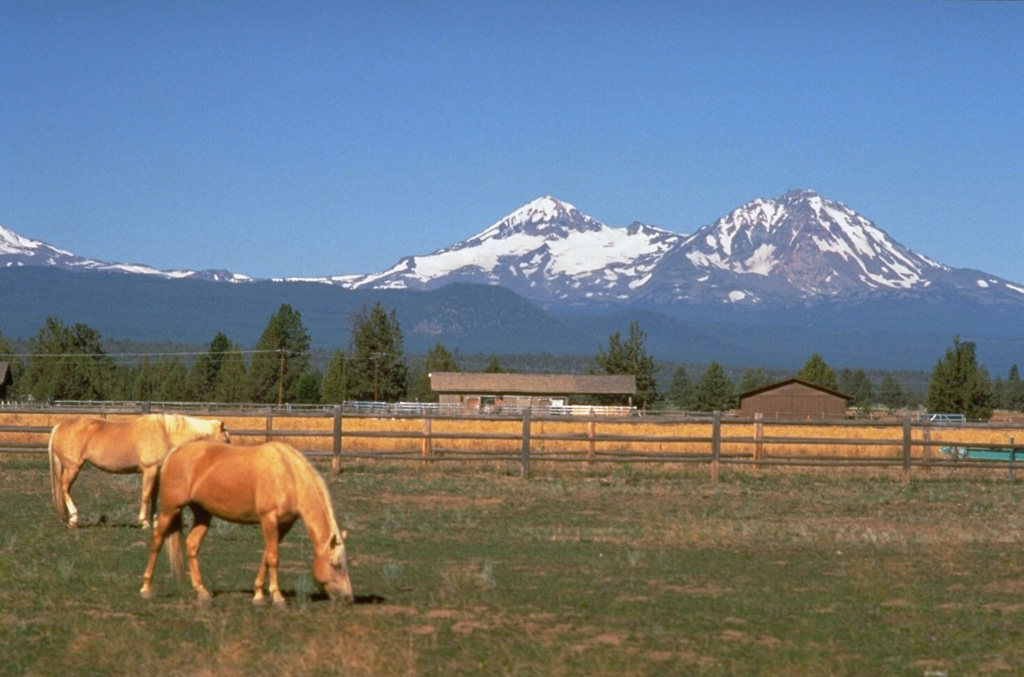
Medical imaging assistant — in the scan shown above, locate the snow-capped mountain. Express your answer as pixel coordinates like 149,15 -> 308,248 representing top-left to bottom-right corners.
635,189 -> 1024,306
4,190 -> 1023,310
0,222 -> 250,282
328,196 -> 686,303
329,190 -> 1024,308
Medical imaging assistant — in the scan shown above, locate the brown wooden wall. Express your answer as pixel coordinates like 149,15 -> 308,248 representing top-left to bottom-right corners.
740,381 -> 847,419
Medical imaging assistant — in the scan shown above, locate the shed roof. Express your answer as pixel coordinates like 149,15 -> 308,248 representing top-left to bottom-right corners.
429,372 -> 636,395
738,378 -> 850,401
0,362 -> 11,386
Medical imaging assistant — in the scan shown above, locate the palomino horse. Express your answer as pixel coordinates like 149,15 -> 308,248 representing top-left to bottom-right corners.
140,440 -> 354,605
48,414 -> 230,528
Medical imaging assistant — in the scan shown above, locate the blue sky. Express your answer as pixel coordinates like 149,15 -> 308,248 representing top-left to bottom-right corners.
2,1 -> 1022,281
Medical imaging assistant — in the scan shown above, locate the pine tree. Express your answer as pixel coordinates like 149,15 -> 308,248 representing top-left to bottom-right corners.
666,365 -> 695,410
838,368 -> 873,414
410,342 -> 459,402
878,373 -> 904,412
22,317 -> 114,401
294,371 -> 322,404
184,333 -> 234,402
132,355 -> 158,401
736,367 -> 772,395
156,357 -> 189,402
213,349 -> 248,403
247,304 -> 311,405
185,353 -> 214,402
347,302 -> 408,402
1006,365 -> 1024,411
0,327 -> 19,399
207,332 -> 232,385
321,351 -> 349,404
925,336 -> 993,420
797,353 -> 838,391
594,322 -> 659,408
692,361 -> 735,411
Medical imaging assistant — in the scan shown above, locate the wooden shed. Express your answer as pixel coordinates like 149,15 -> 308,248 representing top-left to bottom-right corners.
429,372 -> 636,411
0,362 -> 12,400
738,378 -> 850,420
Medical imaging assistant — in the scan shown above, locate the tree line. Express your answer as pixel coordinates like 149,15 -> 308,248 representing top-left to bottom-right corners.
0,305 -> 1016,420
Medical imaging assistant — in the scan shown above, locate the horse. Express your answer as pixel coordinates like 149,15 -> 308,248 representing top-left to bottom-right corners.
48,413 -> 230,528
139,440 -> 354,605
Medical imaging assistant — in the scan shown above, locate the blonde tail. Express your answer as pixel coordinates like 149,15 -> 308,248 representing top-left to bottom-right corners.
48,425 -> 68,523
165,514 -> 185,581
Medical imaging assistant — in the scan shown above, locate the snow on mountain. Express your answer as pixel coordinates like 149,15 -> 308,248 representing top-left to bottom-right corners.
678,190 -> 945,293
631,189 -> 957,305
330,196 -> 686,302
4,190 -> 1024,311
0,222 -> 251,282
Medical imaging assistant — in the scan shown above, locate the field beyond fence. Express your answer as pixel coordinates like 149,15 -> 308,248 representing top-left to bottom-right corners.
5,403 -> 1024,481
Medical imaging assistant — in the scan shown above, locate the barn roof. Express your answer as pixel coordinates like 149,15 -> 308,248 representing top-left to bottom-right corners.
429,372 -> 636,395
738,378 -> 850,401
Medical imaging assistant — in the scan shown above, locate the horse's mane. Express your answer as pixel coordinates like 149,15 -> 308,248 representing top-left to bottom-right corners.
275,443 -> 343,543
157,414 -> 220,443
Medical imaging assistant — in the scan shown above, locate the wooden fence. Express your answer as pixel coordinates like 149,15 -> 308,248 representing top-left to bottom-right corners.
3,404 -> 1024,482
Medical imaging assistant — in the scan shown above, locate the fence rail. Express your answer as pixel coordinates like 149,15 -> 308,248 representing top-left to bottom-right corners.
3,402 -> 1024,482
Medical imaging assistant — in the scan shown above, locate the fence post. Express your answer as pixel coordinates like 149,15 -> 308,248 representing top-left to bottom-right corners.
422,416 -> 432,463
265,407 -> 273,444
711,410 -> 721,484
902,412 -> 912,484
922,424 -> 932,463
587,414 -> 596,464
331,405 -> 342,475
141,401 -> 152,414
1010,436 -> 1015,484
753,412 -> 763,468
521,407 -> 532,480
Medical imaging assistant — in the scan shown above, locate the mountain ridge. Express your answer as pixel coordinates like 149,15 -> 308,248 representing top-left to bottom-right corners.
3,191 -> 1024,372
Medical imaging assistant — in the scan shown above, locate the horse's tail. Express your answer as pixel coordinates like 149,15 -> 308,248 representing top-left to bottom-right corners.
147,462 -> 185,580
165,512 -> 185,581
48,424 -> 68,523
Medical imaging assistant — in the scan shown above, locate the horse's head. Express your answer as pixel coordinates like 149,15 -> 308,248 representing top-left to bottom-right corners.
314,529 -> 354,603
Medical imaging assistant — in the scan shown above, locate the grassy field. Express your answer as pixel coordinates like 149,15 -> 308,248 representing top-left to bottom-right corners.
4,454 -> 1024,675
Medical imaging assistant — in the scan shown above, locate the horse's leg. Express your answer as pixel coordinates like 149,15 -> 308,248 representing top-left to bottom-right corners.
138,466 -> 158,528
185,507 -> 213,603
60,462 -> 82,528
257,514 -> 285,605
253,521 -> 294,604
140,510 -> 176,599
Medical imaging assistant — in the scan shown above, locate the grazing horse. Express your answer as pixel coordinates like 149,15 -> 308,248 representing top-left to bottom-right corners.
140,441 -> 354,605
48,414 -> 230,528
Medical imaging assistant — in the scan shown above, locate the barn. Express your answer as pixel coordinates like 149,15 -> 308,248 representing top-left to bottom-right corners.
429,372 -> 636,411
738,378 -> 850,420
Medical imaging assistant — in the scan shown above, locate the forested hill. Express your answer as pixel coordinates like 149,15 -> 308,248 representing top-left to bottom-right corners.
3,266 -> 1024,373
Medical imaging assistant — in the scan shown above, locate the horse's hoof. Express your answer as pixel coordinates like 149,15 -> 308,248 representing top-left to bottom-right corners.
140,587 -> 153,600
